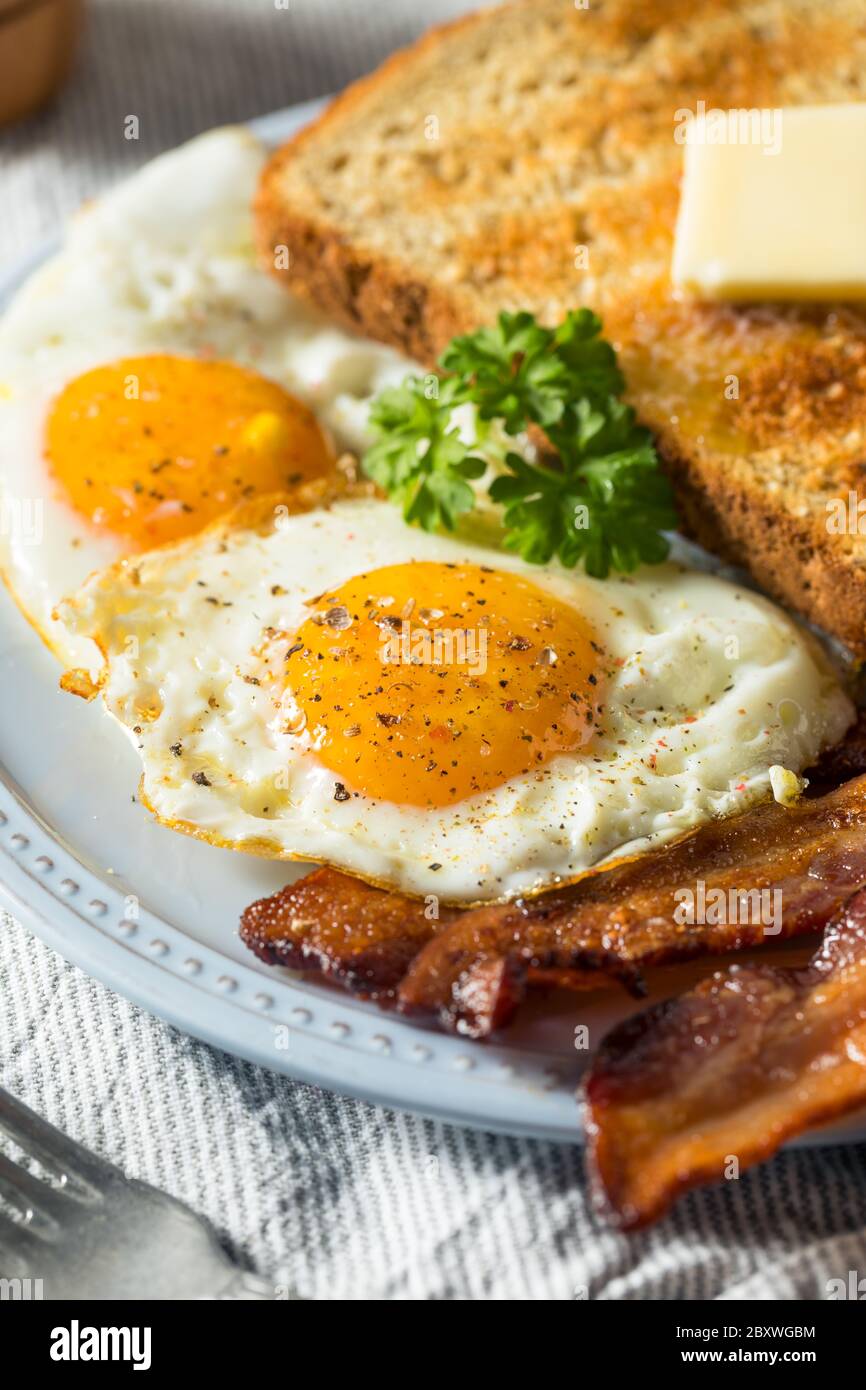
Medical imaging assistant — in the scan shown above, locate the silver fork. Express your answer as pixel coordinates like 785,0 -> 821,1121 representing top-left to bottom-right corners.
0,1087 -> 282,1299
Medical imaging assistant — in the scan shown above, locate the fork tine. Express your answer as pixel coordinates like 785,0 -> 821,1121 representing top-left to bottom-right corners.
0,1207 -> 47,1271
0,1151 -> 74,1232
0,1089 -> 114,1193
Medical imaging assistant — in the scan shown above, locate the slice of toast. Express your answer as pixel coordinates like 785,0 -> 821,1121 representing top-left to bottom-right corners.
256,0 -> 866,655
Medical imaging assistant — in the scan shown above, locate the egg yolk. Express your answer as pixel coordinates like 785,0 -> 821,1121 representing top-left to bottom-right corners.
287,561 -> 605,809
46,355 -> 335,549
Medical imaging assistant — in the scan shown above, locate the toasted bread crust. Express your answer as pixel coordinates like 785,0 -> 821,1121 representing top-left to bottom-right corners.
256,0 -> 866,655
254,200 -> 474,361
660,443 -> 866,654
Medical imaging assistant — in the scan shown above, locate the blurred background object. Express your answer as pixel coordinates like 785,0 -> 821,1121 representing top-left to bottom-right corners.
0,0 -> 472,261
0,0 -> 84,127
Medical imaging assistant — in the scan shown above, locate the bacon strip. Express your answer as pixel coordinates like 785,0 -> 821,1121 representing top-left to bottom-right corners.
239,867 -> 587,1010
241,777 -> 866,1039
241,868 -> 457,1001
584,886 -> 866,1230
397,776 -> 866,1036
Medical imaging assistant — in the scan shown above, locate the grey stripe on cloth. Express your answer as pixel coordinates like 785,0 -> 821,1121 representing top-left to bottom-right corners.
1,0 -> 866,1301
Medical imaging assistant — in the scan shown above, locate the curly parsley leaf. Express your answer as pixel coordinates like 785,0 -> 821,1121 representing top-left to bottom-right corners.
551,309 -> 625,405
361,310 -> 677,575
440,308 -> 624,436
363,376 -> 486,533
490,401 -> 677,577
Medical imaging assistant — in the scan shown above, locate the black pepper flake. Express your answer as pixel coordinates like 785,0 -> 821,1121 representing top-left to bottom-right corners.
323,604 -> 351,631
192,771 -> 211,786
285,642 -> 303,660
333,782 -> 350,802
428,862 -> 442,871
509,636 -> 531,651
170,742 -> 182,757
376,712 -> 401,727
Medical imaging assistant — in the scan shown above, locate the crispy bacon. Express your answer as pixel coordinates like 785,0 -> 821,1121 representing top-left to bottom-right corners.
240,867 -> 457,1000
241,778 -> 866,1042
239,867 -> 588,1012
584,886 -> 866,1230
397,776 -> 866,1036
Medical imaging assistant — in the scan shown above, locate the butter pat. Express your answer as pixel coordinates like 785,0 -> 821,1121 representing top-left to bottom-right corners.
672,104 -> 866,300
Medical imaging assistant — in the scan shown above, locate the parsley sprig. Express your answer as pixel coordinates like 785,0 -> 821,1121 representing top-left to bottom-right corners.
362,309 -> 677,578
362,376 -> 487,531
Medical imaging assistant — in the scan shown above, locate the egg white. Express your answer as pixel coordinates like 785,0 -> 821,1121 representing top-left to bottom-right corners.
55,494 -> 854,903
0,127 -> 415,669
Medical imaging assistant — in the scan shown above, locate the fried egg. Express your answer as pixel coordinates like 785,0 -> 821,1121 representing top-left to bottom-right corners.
55,493 -> 853,903
0,127 -> 413,668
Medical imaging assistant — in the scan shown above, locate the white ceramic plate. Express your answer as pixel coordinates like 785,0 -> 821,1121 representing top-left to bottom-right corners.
1,100 -> 862,1146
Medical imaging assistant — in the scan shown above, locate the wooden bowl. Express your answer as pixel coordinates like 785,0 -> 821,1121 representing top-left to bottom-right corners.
0,0 -> 84,127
